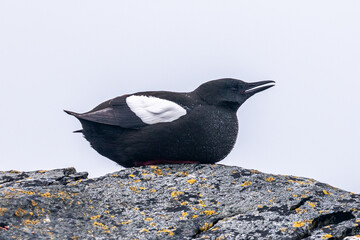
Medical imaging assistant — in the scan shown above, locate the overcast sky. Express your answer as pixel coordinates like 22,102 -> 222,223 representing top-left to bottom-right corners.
1,1 -> 359,193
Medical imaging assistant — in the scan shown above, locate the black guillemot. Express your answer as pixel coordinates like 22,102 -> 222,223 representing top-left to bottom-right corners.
65,78 -> 275,167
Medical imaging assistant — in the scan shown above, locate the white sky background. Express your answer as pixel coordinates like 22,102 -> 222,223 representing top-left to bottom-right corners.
0,1 -> 359,193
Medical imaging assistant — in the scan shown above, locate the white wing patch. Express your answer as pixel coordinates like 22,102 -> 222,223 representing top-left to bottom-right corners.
126,95 -> 187,125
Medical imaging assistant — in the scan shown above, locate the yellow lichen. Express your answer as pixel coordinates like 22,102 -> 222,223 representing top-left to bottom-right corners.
202,210 -> 217,216
321,234 -> 333,239
199,222 -> 213,231
90,215 -> 101,220
121,220 -> 132,224
265,177 -> 275,182
93,221 -> 108,230
308,202 -> 316,207
192,215 -> 198,219
182,212 -> 188,217
39,192 -> 51,198
323,190 -> 330,195
157,229 -> 174,236
171,191 -> 184,198
140,228 -> 149,233
187,179 -> 197,185
295,208 -> 306,214
293,221 -> 305,227
153,168 -> 163,176
143,218 -> 153,222
129,186 -> 137,191
198,200 -> 206,207
241,181 -> 252,187
181,201 -> 188,206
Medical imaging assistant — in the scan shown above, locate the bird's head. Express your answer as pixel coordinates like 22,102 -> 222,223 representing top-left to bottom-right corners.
195,78 -> 275,110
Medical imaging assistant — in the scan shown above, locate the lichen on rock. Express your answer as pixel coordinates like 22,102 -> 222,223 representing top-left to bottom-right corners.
0,164 -> 359,239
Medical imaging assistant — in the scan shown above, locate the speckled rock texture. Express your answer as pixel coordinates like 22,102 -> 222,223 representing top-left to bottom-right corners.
0,164 -> 359,240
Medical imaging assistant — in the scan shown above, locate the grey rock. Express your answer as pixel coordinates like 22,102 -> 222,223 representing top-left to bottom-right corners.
0,164 -> 359,239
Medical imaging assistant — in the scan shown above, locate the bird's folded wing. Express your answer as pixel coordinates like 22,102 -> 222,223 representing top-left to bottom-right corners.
74,95 -> 187,129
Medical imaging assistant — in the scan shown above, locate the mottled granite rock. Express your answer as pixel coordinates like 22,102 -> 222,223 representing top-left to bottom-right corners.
0,164 -> 359,239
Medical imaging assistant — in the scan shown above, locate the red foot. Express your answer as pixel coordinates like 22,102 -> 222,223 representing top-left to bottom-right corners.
0,226 -> 9,231
134,160 -> 199,166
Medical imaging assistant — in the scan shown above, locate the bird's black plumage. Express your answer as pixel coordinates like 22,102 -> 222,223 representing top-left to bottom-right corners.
65,78 -> 274,167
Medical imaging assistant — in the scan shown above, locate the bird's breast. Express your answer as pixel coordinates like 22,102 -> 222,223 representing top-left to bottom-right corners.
178,106 -> 238,162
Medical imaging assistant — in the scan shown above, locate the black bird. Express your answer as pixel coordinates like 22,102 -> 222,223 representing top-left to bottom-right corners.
65,78 -> 274,168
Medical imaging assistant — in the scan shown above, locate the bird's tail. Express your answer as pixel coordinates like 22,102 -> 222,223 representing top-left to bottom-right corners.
64,110 -> 83,133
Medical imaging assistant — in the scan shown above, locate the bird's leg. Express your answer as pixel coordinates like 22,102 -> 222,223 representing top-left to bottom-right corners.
0,224 -> 9,231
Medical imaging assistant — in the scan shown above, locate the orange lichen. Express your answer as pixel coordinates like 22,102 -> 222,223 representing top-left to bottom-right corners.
15,207 -> 27,217
0,208 -> 7,217
22,219 -> 40,225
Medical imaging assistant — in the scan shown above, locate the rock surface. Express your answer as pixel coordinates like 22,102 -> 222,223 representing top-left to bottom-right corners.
0,164 -> 359,239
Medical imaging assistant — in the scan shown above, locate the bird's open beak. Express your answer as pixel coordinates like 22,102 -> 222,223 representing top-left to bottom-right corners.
244,80 -> 275,97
